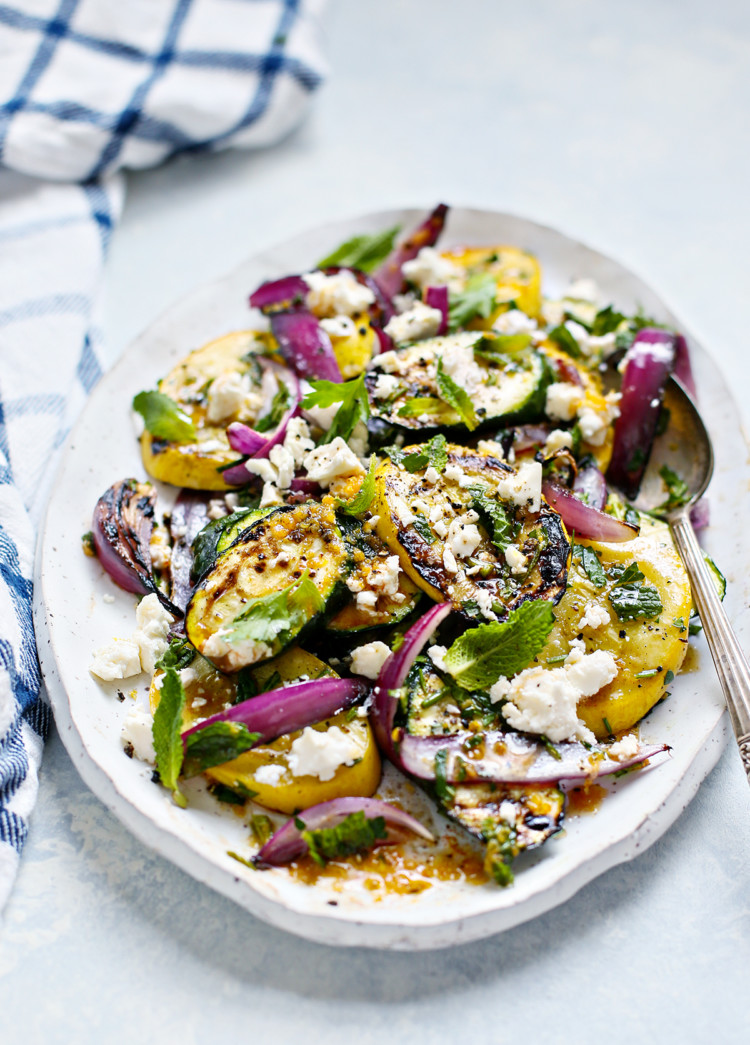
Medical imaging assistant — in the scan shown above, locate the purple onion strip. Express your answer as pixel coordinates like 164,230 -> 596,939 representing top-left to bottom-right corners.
543,479 -> 638,543
425,285 -> 449,335
249,275 -> 309,312
168,491 -> 210,616
373,203 -> 449,300
572,462 -> 608,512
271,308 -> 342,383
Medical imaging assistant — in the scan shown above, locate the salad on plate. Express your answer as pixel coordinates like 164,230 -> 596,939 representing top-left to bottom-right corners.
86,203 -> 717,890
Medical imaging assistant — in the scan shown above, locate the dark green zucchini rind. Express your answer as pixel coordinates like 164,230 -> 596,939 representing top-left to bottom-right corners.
365,332 -> 552,438
191,506 -> 275,582
186,503 -> 351,673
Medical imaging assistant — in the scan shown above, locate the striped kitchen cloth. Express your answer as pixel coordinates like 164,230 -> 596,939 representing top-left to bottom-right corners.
0,0 -> 327,909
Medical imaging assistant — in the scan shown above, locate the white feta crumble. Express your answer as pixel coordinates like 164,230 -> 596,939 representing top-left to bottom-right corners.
393,292 -> 416,314
369,555 -> 401,595
544,429 -> 574,454
495,459 -> 542,512
302,436 -> 365,488
320,315 -> 357,339
253,763 -> 286,786
288,725 -> 367,781
371,373 -> 402,400
206,371 -> 258,424
134,594 -> 174,674
492,310 -> 538,336
371,350 -> 399,373
423,466 -> 440,485
202,630 -> 272,672
564,319 -> 591,351
283,416 -> 314,467
268,444 -> 295,490
447,515 -> 482,559
427,644 -> 448,672
303,269 -> 375,317
443,546 -> 459,574
433,519 -> 448,539
384,301 -> 443,343
505,545 -> 527,575
89,639 -> 142,681
401,246 -> 463,291
607,733 -> 639,761
121,705 -> 156,763
237,457 -> 278,485
102,593 -> 116,604
439,339 -> 484,394
356,590 -> 378,610
477,439 -> 506,459
149,527 -> 172,570
444,463 -> 465,484
392,496 -> 415,527
348,420 -> 369,459
577,393 -> 620,446
260,481 -> 285,507
545,382 -> 583,422
580,602 -> 611,630
473,588 -> 497,621
350,640 -> 391,680
207,498 -> 228,521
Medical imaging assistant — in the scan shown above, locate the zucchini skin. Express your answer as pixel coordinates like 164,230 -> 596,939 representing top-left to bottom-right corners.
186,503 -> 352,672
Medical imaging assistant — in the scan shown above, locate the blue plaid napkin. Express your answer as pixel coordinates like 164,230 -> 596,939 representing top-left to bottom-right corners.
0,0 -> 327,908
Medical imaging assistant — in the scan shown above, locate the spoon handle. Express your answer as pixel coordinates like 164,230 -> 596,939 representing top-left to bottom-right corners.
671,511 -> 750,784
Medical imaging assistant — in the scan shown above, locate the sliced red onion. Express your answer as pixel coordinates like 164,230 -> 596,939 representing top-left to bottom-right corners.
398,730 -> 670,785
572,461 -> 607,511
542,479 -> 638,542
425,285 -> 449,335
271,308 -> 342,383
551,355 -> 585,387
249,274 -> 308,312
371,602 -> 451,762
182,677 -> 368,753
673,334 -> 696,398
92,479 -> 181,616
223,362 -> 302,485
606,329 -> 676,499
254,797 -> 434,868
168,491 -> 210,615
290,477 -> 320,495
690,499 -> 710,531
226,424 -> 268,456
373,326 -> 393,355
513,424 -> 552,452
373,203 -> 449,300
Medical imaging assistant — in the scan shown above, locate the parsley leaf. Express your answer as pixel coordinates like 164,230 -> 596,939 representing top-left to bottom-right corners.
448,272 -> 497,331
435,357 -> 478,430
254,380 -> 290,433
152,667 -> 187,806
442,601 -> 556,689
468,484 -> 514,552
182,721 -> 260,778
657,464 -> 690,513
608,562 -> 663,621
316,225 -> 401,273
300,811 -> 388,866
547,325 -> 582,359
334,456 -> 376,515
133,390 -> 197,443
221,573 -> 324,650
573,544 -> 607,587
385,434 -> 448,474
302,373 -> 368,444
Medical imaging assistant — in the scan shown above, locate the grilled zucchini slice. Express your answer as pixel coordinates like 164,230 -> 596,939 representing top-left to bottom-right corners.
186,503 -> 351,671
365,332 -> 551,437
373,444 -> 570,621
140,330 -> 278,490
190,507 -> 275,582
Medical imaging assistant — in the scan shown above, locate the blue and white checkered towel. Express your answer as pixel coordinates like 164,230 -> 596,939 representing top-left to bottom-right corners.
0,0 -> 327,909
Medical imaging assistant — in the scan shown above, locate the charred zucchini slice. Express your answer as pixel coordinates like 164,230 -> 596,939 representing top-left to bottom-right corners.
328,518 -> 421,633
373,444 -> 570,621
365,332 -> 551,436
186,503 -> 351,671
190,507 -> 275,582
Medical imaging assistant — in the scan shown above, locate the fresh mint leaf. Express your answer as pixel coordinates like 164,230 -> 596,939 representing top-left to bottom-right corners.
547,325 -> 582,359
657,464 -> 690,513
155,637 -> 196,673
334,456 -> 376,515
482,822 -> 517,887
435,356 -> 478,430
590,305 -> 627,336
316,225 -> 401,273
468,484 -> 514,552
448,272 -> 497,331
442,601 -> 556,689
300,810 -> 387,866
183,721 -> 260,778
133,390 -> 196,443
303,374 -> 368,444
413,515 -> 436,544
608,562 -> 663,621
254,380 -> 290,433
152,667 -> 187,806
573,544 -> 607,587
222,573 -> 324,650
385,434 -> 448,474
433,748 -> 455,803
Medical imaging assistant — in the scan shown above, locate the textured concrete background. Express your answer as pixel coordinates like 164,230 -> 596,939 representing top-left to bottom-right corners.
3,2 -> 749,1042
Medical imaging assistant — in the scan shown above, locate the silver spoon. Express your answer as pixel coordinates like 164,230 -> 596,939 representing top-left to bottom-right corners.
632,377 -> 750,783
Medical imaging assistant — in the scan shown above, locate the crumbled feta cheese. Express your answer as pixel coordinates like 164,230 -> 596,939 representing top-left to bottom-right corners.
149,527 -> 172,570
401,246 -> 463,291
444,463 -> 465,484
564,319 -> 590,350
576,406 -> 607,446
495,459 -> 542,512
302,436 -> 365,488
433,519 -> 448,539
427,645 -> 448,672
269,444 -> 295,490
134,594 -> 174,674
447,516 -> 482,559
372,350 -> 399,373
477,439 -> 506,459
207,498 -> 228,521
371,373 -> 402,400
283,416 -> 314,467
303,269 -> 375,317
498,645 -> 618,743
608,733 -> 639,761
206,371 -> 258,424
253,763 -> 286,786
541,299 -> 566,328
443,546 -> 459,574
121,705 -> 156,763
393,292 -> 416,314
202,630 -> 272,671
565,278 -> 599,303
303,401 -> 339,432
260,481 -> 284,507
348,420 -> 369,459
423,466 -> 440,485
384,301 -> 443,343
320,315 -> 357,339
288,725 -> 367,781
439,338 -> 484,394
350,640 -> 391,680
356,590 -> 378,609
238,457 -> 278,485
505,545 -> 527,575
89,639 -> 142,681
473,588 -> 497,621
392,496 -> 415,527
544,429 -> 574,455
369,555 -> 401,595
492,310 -> 538,335
580,603 -> 611,630
587,332 -> 618,359
545,382 -> 583,422
102,593 -> 115,604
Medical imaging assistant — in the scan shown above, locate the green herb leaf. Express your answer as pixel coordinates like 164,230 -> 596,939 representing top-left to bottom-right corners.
482,822 -> 517,887
254,380 -> 290,433
608,562 -> 663,622
413,515 -> 436,544
300,811 -> 388,866
657,464 -> 690,513
250,813 -> 274,845
303,374 -> 368,443
133,390 -> 197,443
435,356 -> 478,430
183,721 -> 260,777
155,636 -> 196,673
448,272 -> 497,331
442,601 -> 556,689
385,433 -> 448,474
334,456 -> 376,515
222,572 -> 325,650
316,225 -> 401,273
634,667 -> 661,679
468,484 -> 514,552
473,333 -> 532,363
590,305 -> 627,336
433,748 -> 455,803
152,667 -> 187,806
573,544 -> 607,587
547,324 -> 582,359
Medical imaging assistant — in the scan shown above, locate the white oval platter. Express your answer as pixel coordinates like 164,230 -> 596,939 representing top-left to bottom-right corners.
33,207 -> 749,950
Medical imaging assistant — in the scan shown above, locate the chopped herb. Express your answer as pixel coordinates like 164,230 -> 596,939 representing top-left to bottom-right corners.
602,716 -> 613,736
482,822 -> 517,887
152,667 -> 187,806
133,390 -> 197,443
448,271 -> 497,331
436,356 -> 478,430
208,783 -> 248,805
608,561 -> 663,622
547,324 -> 582,359
634,667 -> 662,679
227,850 -> 255,869
590,305 -> 627,336
254,380 -> 290,433
468,484 -> 514,552
541,736 -> 562,761
545,654 -> 568,665
573,543 -> 607,587
300,810 -> 387,866
657,464 -> 690,513
433,748 -> 455,803
155,637 -> 196,673
222,572 -> 324,650
250,813 -> 274,846
385,433 -> 448,474
664,669 -> 675,685
182,721 -> 260,777
655,406 -> 671,437
672,616 -> 686,633
81,531 -> 96,557
334,456 -> 376,515
316,225 -> 401,273
234,667 -> 258,704
413,515 -> 436,544
302,373 -> 368,443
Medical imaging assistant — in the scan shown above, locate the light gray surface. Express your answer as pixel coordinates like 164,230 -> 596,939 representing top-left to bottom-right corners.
3,0 -> 750,1040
